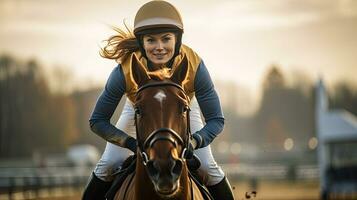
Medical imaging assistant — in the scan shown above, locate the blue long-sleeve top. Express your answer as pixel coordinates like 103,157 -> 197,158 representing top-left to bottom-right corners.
89,60 -> 224,149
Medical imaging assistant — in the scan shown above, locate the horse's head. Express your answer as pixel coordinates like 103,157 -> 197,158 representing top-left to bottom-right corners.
132,55 -> 190,197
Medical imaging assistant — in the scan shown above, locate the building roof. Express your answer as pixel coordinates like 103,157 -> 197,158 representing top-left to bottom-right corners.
316,78 -> 357,143
319,110 -> 357,142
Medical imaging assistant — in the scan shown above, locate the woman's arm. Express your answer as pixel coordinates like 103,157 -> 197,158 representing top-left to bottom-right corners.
193,60 -> 225,148
89,65 -> 137,151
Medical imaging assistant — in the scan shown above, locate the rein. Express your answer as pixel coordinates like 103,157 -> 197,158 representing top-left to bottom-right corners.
134,82 -> 192,165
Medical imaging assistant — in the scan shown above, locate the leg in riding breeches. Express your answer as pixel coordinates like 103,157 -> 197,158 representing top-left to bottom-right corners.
190,98 -> 235,200
189,98 -> 225,186
82,99 -> 136,200
94,99 -> 137,181
83,143 -> 132,199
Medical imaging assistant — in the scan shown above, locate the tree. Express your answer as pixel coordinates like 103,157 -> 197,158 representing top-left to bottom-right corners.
254,65 -> 314,153
331,81 -> 357,115
0,55 -> 78,157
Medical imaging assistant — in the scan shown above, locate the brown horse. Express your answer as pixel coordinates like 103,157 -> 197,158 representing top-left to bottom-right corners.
114,55 -> 205,200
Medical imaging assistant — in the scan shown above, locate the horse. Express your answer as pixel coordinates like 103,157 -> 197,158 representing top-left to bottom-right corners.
113,55 -> 207,200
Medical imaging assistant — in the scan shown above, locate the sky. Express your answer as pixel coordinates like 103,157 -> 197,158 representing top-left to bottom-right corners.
1,0 -> 357,113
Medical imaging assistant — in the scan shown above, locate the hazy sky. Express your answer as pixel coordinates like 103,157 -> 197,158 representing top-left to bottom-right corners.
1,0 -> 357,98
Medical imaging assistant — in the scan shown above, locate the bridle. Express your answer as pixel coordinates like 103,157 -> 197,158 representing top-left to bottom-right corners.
134,82 -> 192,165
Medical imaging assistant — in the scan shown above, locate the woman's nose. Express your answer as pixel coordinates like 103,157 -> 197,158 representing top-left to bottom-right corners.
155,41 -> 164,51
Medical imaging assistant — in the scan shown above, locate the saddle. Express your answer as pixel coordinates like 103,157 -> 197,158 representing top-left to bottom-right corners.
105,154 -> 213,200
105,155 -> 136,200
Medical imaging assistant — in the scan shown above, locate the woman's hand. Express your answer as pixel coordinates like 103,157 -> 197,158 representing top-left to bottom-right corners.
124,136 -> 137,153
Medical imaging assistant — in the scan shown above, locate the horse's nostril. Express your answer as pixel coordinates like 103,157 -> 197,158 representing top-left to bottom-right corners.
171,159 -> 183,175
147,160 -> 159,178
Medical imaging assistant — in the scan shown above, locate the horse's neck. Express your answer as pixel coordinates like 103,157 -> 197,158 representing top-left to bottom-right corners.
179,165 -> 192,199
134,157 -> 191,200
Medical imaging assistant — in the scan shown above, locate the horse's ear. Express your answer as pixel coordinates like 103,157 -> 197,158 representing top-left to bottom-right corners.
170,55 -> 188,85
131,54 -> 150,87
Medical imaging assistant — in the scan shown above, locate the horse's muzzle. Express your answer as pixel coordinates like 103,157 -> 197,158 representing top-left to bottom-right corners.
146,158 -> 183,197
156,179 -> 180,197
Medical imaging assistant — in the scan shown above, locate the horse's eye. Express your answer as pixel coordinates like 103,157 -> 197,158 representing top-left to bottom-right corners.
182,105 -> 190,113
135,107 -> 142,116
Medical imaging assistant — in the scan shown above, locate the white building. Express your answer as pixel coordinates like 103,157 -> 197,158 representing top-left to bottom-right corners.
315,78 -> 357,198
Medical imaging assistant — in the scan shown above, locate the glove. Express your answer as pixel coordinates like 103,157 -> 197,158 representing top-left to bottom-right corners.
124,136 -> 137,153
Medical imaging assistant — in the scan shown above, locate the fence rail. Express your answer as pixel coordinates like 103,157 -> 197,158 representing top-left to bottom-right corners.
0,166 -> 91,200
222,163 -> 319,180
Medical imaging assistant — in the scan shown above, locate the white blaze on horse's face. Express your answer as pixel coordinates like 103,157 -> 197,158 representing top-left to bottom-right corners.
154,90 -> 166,108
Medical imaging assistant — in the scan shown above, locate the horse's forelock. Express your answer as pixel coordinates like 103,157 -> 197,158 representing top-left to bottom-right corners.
147,68 -> 172,81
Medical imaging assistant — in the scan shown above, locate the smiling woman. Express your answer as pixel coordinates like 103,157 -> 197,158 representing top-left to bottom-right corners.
83,1 -> 234,200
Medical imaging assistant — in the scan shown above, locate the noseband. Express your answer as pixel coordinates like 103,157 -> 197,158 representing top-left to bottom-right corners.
134,82 -> 191,165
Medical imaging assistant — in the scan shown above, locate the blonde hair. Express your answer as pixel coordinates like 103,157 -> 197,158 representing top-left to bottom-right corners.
100,23 -> 139,63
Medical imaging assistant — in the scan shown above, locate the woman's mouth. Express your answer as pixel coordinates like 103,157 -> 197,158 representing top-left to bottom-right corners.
153,53 -> 167,58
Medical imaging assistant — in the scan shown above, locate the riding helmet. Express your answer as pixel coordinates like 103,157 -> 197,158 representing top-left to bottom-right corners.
134,0 -> 184,60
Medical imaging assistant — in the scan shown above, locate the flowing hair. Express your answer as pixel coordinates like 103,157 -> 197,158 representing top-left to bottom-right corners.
100,23 -> 139,63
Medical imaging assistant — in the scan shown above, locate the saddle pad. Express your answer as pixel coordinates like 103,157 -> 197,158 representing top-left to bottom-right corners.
113,172 -> 135,200
189,171 -> 214,200
105,156 -> 136,200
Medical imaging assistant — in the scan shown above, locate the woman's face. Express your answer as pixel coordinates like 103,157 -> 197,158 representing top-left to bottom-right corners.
143,32 -> 176,67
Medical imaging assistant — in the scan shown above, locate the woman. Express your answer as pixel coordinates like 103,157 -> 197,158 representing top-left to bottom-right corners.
83,1 -> 234,200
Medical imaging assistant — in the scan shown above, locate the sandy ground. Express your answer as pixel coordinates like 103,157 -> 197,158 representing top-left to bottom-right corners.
0,180 -> 320,200
49,180 -> 320,200
231,180 -> 320,200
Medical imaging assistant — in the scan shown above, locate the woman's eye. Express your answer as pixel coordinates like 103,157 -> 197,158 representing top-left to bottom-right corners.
163,37 -> 171,42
